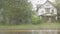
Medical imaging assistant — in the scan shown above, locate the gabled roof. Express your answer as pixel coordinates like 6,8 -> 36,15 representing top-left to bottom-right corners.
36,0 -> 57,12
42,0 -> 56,7
37,0 -> 56,8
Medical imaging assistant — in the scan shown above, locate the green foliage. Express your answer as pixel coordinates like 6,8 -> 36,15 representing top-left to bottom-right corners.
0,0 -> 32,25
32,15 -> 41,25
55,0 -> 60,15
55,0 -> 60,22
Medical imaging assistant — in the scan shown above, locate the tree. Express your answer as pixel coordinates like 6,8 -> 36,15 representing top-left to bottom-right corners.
0,0 -> 32,25
55,0 -> 60,22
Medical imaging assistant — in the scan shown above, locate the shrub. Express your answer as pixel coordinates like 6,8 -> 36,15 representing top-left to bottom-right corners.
32,15 -> 41,25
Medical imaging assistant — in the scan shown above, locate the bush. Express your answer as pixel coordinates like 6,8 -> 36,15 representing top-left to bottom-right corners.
32,15 -> 41,25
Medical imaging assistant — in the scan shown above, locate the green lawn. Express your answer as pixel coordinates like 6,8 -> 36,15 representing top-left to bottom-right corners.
0,24 -> 32,29
0,23 -> 60,29
32,23 -> 60,29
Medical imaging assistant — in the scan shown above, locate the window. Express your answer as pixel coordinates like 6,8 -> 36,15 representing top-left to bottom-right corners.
45,8 -> 50,13
51,9 -> 54,14
41,11 -> 44,13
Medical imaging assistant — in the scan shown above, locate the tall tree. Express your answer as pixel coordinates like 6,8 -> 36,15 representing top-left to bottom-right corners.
55,0 -> 60,15
1,0 -> 32,25
55,0 -> 60,21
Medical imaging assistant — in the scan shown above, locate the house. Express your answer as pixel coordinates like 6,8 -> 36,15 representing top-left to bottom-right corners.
37,0 -> 57,22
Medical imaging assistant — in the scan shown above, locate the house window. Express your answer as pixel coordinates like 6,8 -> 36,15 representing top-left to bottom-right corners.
45,8 -> 50,13
51,9 -> 54,14
41,11 -> 44,13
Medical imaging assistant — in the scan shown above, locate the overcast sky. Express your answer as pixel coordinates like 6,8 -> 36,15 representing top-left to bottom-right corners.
29,0 -> 55,10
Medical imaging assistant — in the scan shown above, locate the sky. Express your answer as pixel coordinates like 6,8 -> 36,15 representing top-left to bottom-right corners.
28,0 -> 55,10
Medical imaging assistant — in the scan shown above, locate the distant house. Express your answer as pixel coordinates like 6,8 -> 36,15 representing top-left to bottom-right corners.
37,0 -> 57,22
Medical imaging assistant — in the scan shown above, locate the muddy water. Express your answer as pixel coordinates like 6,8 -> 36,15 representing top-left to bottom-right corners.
6,32 -> 32,34
0,32 -> 32,34
32,30 -> 59,34
0,30 -> 60,34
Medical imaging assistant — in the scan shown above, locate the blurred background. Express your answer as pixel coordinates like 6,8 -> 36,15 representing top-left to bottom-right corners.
0,0 -> 60,34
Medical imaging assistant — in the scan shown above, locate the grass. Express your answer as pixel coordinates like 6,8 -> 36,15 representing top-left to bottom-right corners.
0,24 -> 32,29
32,22 -> 60,29
0,23 -> 60,29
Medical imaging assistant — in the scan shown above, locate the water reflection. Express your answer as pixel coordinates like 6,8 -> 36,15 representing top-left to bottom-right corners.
0,30 -> 60,34
7,32 -> 32,34
32,30 -> 59,34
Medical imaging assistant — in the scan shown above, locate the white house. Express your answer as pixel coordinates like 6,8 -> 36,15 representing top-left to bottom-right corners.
37,0 -> 57,22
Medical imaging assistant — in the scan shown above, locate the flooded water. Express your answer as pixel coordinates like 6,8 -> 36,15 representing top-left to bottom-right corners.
32,30 -> 59,34
0,30 -> 60,34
